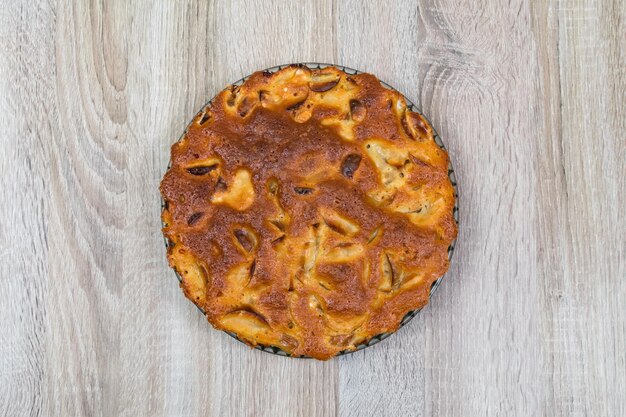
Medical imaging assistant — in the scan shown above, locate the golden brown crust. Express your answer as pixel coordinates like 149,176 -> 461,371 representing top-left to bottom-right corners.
160,65 -> 457,360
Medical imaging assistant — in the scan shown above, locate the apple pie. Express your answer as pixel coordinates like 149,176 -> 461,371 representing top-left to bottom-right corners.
160,65 -> 457,360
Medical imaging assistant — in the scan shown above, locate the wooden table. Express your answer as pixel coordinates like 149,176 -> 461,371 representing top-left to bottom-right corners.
1,1 -> 623,416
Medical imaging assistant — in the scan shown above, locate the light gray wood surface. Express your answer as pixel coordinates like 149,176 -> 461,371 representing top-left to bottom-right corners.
1,1 -> 624,416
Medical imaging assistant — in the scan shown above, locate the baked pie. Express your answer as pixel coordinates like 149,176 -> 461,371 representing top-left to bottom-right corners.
160,65 -> 457,360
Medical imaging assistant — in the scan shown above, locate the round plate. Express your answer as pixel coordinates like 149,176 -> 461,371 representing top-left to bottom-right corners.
162,63 -> 459,358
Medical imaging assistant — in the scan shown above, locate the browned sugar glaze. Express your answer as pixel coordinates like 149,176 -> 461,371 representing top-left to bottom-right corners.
160,65 -> 457,360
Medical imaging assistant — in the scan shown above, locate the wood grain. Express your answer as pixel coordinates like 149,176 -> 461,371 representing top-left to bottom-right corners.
0,0 -> 623,416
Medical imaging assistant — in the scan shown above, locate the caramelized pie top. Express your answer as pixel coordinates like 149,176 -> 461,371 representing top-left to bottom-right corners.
160,65 -> 457,360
